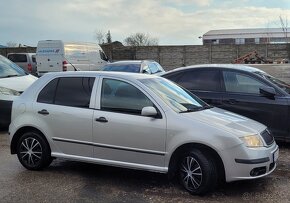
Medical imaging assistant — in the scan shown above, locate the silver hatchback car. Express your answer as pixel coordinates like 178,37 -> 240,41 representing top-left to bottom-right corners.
9,72 -> 279,195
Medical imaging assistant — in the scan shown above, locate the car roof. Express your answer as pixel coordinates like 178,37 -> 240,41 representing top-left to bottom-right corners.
7,53 -> 35,55
105,60 -> 157,65
164,64 -> 267,75
43,71 -> 159,80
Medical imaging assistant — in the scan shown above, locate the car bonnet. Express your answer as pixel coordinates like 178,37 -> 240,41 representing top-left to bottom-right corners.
0,74 -> 37,92
180,107 -> 266,137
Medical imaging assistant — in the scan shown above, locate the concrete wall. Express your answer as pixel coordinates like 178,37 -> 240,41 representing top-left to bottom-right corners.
1,44 -> 290,82
102,43 -> 290,71
0,47 -> 36,57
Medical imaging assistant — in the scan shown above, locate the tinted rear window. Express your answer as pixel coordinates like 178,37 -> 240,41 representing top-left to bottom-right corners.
37,78 -> 58,104
32,55 -> 36,63
8,54 -> 27,62
37,77 -> 95,108
176,69 -> 221,91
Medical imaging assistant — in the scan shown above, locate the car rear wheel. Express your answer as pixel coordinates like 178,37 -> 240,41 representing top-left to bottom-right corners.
17,131 -> 52,170
178,149 -> 217,195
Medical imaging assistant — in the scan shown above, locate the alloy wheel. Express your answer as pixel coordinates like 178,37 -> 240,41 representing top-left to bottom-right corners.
19,137 -> 43,167
180,156 -> 203,191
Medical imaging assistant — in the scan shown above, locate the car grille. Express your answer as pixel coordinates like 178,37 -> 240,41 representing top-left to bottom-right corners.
261,129 -> 274,146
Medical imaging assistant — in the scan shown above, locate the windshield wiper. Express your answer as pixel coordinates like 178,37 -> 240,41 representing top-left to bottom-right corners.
179,106 -> 203,113
179,105 -> 213,113
1,74 -> 20,78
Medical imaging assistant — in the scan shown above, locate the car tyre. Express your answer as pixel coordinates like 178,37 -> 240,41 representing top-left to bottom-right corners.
17,131 -> 52,170
178,148 -> 217,195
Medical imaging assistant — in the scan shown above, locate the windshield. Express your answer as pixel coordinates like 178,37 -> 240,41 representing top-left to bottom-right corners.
102,64 -> 141,73
0,55 -> 26,78
256,72 -> 290,94
140,77 -> 210,113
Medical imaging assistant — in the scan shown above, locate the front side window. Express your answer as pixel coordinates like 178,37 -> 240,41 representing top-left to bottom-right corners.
99,50 -> 108,61
177,69 -> 221,91
257,72 -> 290,94
148,62 -> 164,74
0,55 -> 26,78
37,77 -> 95,108
223,71 -> 267,94
101,79 -> 153,115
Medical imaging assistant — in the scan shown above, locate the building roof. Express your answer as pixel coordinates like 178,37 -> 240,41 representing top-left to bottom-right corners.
203,28 -> 290,40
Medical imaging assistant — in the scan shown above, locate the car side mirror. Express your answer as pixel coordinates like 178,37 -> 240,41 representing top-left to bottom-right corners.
259,86 -> 276,99
141,106 -> 158,117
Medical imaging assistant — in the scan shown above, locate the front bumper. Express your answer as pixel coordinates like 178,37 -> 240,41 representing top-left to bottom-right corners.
0,99 -> 13,128
222,142 -> 279,182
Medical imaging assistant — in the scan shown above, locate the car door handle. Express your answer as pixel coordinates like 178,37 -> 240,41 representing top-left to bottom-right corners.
38,109 -> 49,115
224,99 -> 238,105
95,117 -> 108,123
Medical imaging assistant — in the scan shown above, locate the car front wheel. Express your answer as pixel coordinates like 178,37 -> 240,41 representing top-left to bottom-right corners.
179,148 -> 217,195
17,131 -> 52,170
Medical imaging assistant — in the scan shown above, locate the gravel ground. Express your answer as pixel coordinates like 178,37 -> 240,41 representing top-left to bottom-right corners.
1,130 -> 290,203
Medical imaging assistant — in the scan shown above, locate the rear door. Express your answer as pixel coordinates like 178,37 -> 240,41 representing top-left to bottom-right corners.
167,68 -> 224,106
221,70 -> 288,140
34,76 -> 96,157
36,41 -> 64,74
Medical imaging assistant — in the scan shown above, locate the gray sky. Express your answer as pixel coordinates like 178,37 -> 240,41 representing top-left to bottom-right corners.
1,0 -> 290,46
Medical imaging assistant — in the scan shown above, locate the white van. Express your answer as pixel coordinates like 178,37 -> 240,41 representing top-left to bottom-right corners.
36,40 -> 109,76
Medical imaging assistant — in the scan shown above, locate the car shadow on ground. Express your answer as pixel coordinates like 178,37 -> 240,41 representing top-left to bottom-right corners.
43,158 -> 275,201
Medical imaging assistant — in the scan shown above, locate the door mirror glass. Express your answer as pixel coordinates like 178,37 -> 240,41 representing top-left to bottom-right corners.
259,86 -> 276,98
141,106 -> 157,117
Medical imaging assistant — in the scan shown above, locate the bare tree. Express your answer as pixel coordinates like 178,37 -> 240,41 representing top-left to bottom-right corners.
6,41 -> 18,47
124,33 -> 158,46
279,15 -> 288,43
94,30 -> 106,44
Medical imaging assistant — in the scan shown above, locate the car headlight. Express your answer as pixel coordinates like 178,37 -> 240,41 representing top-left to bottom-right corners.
0,87 -> 20,96
240,135 -> 264,148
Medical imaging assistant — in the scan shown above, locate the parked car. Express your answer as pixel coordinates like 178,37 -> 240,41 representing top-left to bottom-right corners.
7,53 -> 37,76
9,71 -> 278,195
0,55 -> 37,128
162,64 -> 290,142
36,40 -> 109,76
101,60 -> 165,75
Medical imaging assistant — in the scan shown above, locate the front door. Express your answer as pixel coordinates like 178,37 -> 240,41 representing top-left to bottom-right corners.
92,78 -> 167,168
221,70 -> 289,140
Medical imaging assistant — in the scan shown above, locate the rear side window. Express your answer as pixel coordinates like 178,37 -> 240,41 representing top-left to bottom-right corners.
37,78 -> 58,104
37,77 -> 95,108
32,55 -> 36,63
177,69 -> 221,91
8,54 -> 27,63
